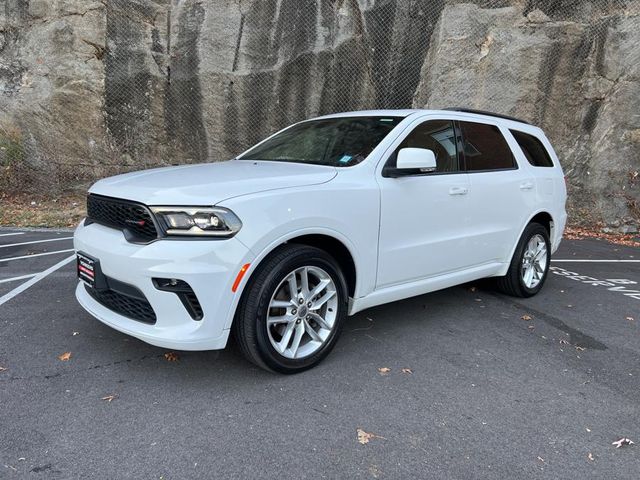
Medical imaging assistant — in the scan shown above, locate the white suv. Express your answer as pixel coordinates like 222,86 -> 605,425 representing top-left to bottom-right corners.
74,109 -> 567,373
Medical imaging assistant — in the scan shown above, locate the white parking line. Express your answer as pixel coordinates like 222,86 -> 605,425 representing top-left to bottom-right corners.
0,255 -> 76,307
0,232 -> 24,237
0,273 -> 37,285
552,259 -> 640,263
1,249 -> 75,263
0,237 -> 73,249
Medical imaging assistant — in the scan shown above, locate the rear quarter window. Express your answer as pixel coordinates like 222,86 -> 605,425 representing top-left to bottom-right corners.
510,130 -> 555,167
459,121 -> 515,171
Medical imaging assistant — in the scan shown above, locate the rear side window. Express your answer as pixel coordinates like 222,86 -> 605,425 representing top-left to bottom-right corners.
510,130 -> 554,167
459,121 -> 515,171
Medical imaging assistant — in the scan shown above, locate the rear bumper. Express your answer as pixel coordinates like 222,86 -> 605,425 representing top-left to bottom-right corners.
74,222 -> 253,350
552,211 -> 568,253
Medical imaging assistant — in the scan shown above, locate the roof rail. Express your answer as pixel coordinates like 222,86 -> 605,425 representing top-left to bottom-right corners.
444,108 -> 532,125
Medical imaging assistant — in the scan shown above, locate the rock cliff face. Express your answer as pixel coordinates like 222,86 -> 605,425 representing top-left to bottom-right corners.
1,0 -> 639,229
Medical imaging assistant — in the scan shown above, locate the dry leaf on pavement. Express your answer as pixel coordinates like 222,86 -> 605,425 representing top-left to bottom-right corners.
521,314 -> 532,321
164,352 -> 179,362
357,428 -> 385,445
612,438 -> 634,448
378,367 -> 391,375
102,394 -> 118,403
401,368 -> 413,374
58,352 -> 72,361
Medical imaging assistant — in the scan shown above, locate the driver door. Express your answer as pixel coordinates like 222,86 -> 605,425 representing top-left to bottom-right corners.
376,119 -> 473,289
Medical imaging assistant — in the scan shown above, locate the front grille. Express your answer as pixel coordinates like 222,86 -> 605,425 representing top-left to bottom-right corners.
87,194 -> 158,242
85,283 -> 157,324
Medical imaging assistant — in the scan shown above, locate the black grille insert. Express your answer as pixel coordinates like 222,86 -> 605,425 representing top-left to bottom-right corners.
87,194 -> 158,243
85,280 -> 157,324
153,278 -> 203,320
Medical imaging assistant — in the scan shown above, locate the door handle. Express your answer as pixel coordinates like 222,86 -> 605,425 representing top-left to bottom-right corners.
520,182 -> 534,191
449,186 -> 468,196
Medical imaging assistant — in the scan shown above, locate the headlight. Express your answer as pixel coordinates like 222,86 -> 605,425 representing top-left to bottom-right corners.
150,206 -> 242,237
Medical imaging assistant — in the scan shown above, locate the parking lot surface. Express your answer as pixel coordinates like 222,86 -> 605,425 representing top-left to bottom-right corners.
0,228 -> 638,479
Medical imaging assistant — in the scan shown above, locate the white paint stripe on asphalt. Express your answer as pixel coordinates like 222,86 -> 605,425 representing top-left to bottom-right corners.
552,259 -> 640,263
0,232 -> 25,237
0,237 -> 73,249
1,249 -> 75,263
0,255 -> 76,307
0,273 -> 37,284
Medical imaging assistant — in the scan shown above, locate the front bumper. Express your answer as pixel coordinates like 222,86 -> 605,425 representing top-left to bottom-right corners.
74,221 -> 253,350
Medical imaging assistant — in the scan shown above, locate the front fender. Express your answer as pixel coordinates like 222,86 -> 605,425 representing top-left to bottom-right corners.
219,184 -> 380,329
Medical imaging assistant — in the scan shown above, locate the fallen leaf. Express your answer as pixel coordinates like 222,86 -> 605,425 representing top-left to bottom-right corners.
401,368 -> 412,374
101,394 -> 117,403
378,367 -> 391,375
559,339 -> 569,345
357,428 -> 385,445
164,352 -> 179,362
58,352 -> 71,361
575,346 -> 586,352
612,438 -> 634,448
521,314 -> 532,321
588,452 -> 594,461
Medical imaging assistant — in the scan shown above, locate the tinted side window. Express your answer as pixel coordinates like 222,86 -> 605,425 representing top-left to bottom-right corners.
459,121 -> 515,171
389,120 -> 459,173
510,130 -> 554,167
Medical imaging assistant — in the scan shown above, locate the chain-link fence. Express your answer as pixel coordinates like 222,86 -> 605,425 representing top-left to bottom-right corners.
1,0 -> 639,226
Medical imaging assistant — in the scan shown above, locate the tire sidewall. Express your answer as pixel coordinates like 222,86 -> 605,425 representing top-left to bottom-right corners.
251,248 -> 348,373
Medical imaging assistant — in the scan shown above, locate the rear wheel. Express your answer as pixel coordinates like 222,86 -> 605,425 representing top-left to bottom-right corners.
233,244 -> 348,373
496,223 -> 550,298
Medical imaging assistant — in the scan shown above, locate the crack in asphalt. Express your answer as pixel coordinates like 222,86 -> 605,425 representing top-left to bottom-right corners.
1,354 -> 164,383
487,292 -> 608,350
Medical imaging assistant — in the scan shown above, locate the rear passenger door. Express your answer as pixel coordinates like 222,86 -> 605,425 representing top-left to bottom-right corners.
458,120 -> 535,263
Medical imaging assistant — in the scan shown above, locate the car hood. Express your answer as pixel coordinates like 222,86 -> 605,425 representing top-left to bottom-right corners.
89,160 -> 338,206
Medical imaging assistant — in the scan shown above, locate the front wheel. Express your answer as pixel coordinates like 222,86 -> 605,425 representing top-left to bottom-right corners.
496,223 -> 551,298
232,244 -> 348,373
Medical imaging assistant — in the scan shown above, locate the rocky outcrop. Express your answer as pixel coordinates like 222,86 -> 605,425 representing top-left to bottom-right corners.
414,2 -> 640,229
0,0 -> 638,229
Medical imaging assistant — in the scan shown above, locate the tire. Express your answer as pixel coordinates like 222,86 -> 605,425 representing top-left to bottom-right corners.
232,244 -> 349,374
496,223 -> 551,298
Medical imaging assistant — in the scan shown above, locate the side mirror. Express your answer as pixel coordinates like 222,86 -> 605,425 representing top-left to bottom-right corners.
384,148 -> 437,177
397,148 -> 437,171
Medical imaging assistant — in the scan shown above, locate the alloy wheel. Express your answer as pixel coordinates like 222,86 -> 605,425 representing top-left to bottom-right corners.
266,266 -> 338,359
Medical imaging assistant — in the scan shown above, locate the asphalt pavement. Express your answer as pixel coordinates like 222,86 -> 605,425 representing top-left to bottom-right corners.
0,228 -> 638,479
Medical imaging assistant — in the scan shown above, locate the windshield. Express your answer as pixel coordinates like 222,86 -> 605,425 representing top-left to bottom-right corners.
238,116 -> 402,167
